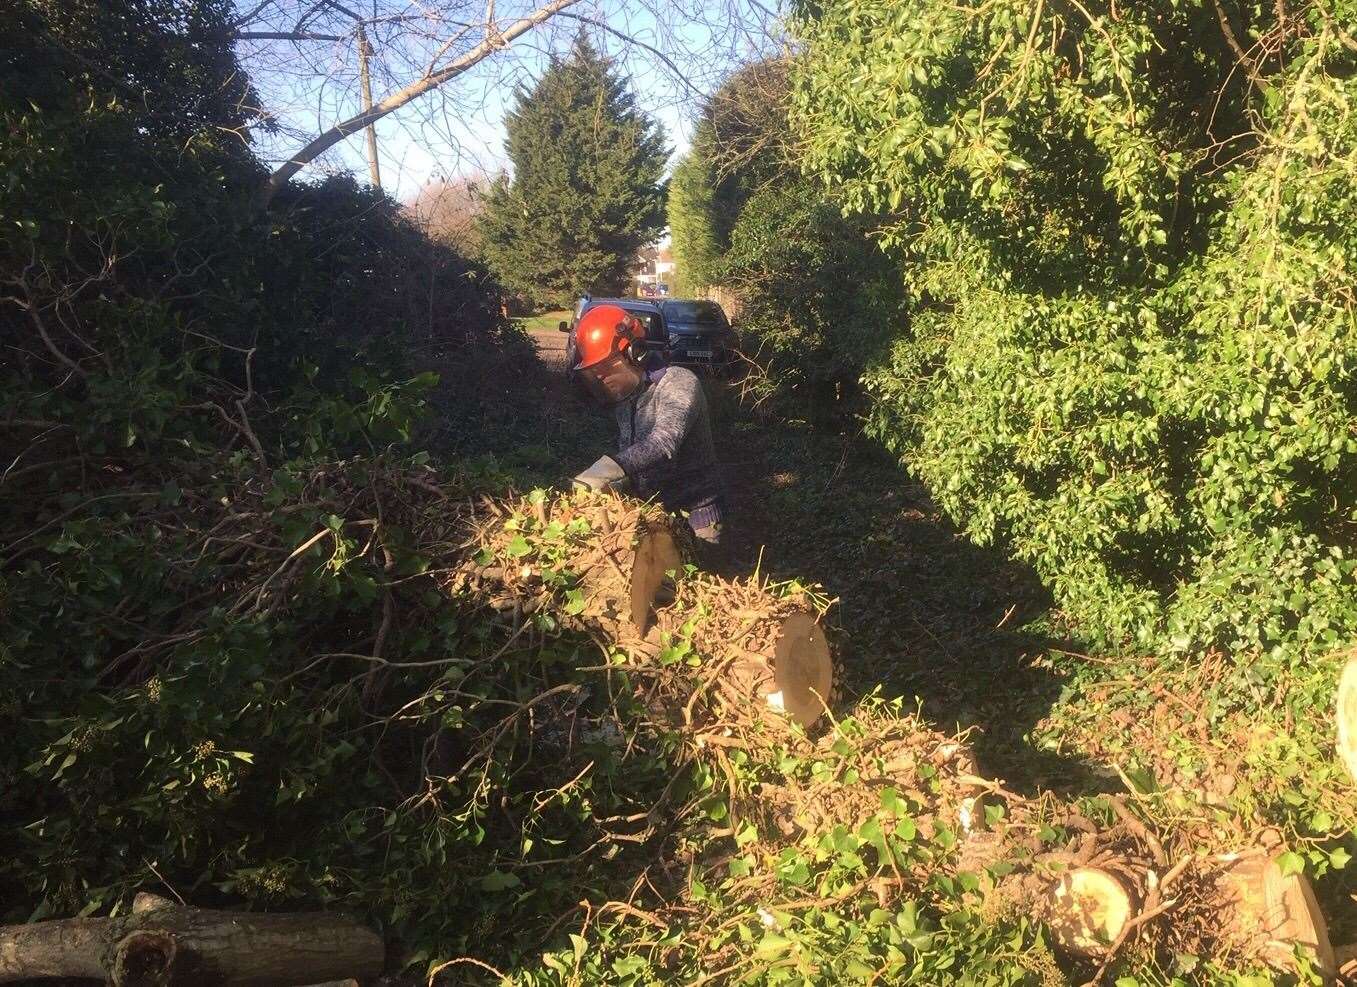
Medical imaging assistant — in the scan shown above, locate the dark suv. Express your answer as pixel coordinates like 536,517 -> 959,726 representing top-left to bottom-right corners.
656,299 -> 737,370
560,297 -> 667,373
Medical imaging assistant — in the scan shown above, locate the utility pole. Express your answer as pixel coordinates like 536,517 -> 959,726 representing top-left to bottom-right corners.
356,23 -> 381,189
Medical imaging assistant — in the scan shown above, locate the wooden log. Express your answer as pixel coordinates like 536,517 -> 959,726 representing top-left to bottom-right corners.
1043,866 -> 1135,956
450,491 -> 838,732
449,493 -> 689,641
1217,854 -> 1335,974
0,895 -> 383,985
627,526 -> 683,635
709,611 -> 833,729
1337,655 -> 1357,785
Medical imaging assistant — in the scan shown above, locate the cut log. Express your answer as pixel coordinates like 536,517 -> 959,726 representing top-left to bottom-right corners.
769,612 -> 834,727
1044,867 -> 1135,956
449,494 -> 689,641
447,492 -> 838,735
0,897 -> 383,986
1337,655 -> 1357,785
709,611 -> 833,729
629,526 -> 682,634
1218,854 -> 1335,973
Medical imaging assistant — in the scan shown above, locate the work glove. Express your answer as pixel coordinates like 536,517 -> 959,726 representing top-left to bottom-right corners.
572,455 -> 629,493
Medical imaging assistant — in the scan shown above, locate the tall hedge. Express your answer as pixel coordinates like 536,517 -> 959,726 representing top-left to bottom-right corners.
666,59 -> 905,411
1,1 -> 517,930
791,0 -> 1357,664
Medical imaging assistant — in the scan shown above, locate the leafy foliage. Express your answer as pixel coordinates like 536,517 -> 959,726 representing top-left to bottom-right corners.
668,59 -> 906,412
479,32 -> 668,307
0,0 -> 520,946
791,0 -> 1357,665
667,122 -> 723,297
722,183 -> 906,413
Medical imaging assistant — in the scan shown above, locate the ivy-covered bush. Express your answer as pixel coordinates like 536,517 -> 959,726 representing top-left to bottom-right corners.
720,182 -> 905,413
791,0 -> 1357,664
0,0 -> 531,949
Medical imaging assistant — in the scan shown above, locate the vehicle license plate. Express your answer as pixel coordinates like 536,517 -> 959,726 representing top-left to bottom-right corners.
689,349 -> 712,359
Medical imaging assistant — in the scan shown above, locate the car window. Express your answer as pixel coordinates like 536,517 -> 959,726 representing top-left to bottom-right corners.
625,311 -> 663,340
581,304 -> 665,342
662,301 -> 726,325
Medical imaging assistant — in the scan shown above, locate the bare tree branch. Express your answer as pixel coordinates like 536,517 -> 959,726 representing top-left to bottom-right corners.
237,30 -> 347,40
552,10 -> 702,96
231,0 -> 282,29
257,0 -> 582,208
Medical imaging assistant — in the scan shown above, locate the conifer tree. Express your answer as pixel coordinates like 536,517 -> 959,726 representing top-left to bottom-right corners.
479,33 -> 667,307
667,122 -> 721,297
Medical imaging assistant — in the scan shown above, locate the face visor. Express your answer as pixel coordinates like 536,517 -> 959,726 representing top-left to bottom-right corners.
578,349 -> 645,406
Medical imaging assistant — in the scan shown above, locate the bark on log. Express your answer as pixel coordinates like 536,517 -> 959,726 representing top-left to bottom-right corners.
0,897 -> 383,985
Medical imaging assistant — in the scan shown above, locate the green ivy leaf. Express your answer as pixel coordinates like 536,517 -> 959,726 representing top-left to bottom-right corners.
1276,851 -> 1305,877
479,870 -> 522,891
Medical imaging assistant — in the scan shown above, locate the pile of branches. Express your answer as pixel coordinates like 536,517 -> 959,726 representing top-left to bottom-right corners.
1,449 -> 840,979
3,446 -> 1347,983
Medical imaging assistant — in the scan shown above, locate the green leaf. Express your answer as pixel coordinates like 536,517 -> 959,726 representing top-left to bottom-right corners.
755,933 -> 791,958
1276,851 -> 1305,877
479,870 -> 522,891
879,786 -> 907,816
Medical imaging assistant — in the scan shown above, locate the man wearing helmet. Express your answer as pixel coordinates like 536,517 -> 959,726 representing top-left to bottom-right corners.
570,303 -> 726,552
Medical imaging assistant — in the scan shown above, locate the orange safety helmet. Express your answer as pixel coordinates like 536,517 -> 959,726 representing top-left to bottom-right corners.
574,304 -> 644,370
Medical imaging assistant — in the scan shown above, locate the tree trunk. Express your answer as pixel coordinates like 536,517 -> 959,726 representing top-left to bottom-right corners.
0,894 -> 383,986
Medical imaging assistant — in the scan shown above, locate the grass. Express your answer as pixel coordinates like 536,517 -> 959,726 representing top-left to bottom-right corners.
515,309 -> 572,335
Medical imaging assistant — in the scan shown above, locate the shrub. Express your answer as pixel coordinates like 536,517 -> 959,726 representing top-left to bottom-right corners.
665,59 -> 905,415
721,182 -> 905,414
792,0 -> 1357,664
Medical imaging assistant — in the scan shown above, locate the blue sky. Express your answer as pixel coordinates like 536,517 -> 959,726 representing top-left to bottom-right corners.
236,1 -> 782,202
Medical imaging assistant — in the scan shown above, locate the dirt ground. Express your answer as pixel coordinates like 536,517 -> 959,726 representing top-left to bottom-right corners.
525,321 -> 568,371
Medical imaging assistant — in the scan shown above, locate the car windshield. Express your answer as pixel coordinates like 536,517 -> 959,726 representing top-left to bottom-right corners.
663,301 -> 726,325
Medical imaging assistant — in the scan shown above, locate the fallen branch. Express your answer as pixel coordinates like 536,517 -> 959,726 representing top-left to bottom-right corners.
0,893 -> 383,985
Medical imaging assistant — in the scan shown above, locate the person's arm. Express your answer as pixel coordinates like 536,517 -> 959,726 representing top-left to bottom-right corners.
613,373 -> 702,476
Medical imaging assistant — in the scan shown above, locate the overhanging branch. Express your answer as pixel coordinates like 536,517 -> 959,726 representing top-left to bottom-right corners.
256,0 -> 583,209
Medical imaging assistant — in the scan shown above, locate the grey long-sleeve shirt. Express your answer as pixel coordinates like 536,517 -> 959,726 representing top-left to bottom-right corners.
613,367 -> 724,530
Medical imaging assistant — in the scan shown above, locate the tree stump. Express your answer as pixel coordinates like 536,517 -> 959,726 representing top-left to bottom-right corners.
0,894 -> 383,986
